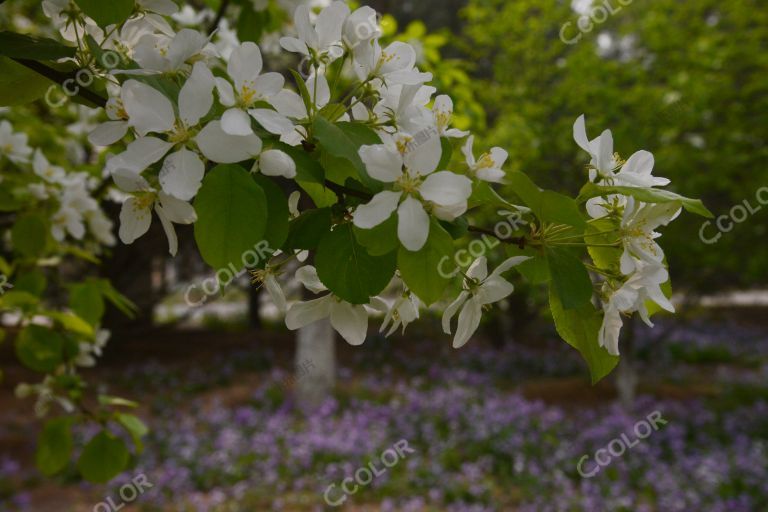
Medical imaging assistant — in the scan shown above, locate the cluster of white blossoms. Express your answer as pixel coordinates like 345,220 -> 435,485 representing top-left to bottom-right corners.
574,115 -> 678,356
0,119 -> 115,247
82,0 -> 521,348
71,0 -> 690,355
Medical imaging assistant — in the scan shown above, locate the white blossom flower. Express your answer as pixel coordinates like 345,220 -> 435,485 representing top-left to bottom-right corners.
285,265 -> 370,346
442,256 -> 530,348
599,261 -> 674,355
462,135 -> 507,183
0,120 -> 32,164
432,95 -> 469,138
353,40 -> 432,86
32,149 -> 66,183
89,97 -> 130,147
113,169 -> 196,255
121,28 -> 214,76
573,114 -> 618,181
106,62 -> 215,200
257,149 -> 296,179
353,132 -> 472,251
376,292 -> 420,336
216,42 -> 285,136
253,74 -> 331,146
619,198 -> 681,275
280,1 -> 350,62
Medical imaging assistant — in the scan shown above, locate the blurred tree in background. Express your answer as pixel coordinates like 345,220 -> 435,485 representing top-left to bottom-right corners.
461,0 -> 768,294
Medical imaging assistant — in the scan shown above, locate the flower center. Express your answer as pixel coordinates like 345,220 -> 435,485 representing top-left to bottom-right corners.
396,172 -> 422,196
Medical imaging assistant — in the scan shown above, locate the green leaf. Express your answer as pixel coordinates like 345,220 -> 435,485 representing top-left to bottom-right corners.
316,223 -> 396,304
36,417 -> 73,476
15,325 -> 64,373
354,214 -> 399,256
98,395 -> 139,408
45,311 -> 94,337
508,171 -> 586,229
313,117 -> 381,189
319,103 -> 347,122
116,413 -> 148,454
69,282 -> 105,326
321,151 -> 358,185
94,279 -> 137,318
577,182 -> 713,218
14,270 -> 47,297
468,181 -> 515,210
237,7 -> 268,43
549,287 -> 619,384
194,164 -> 268,271
398,221 -> 454,306
0,57 -> 55,106
0,32 -> 76,60
75,0 -> 135,27
289,70 -> 313,116
12,213 -> 48,258
585,218 -> 622,275
546,247 -> 593,310
285,208 -> 332,250
0,187 -> 24,210
507,246 -> 550,284
252,174 -> 289,254
77,431 -> 130,484
438,137 -> 453,171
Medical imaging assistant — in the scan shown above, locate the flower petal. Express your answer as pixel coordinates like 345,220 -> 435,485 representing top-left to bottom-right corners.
397,196 -> 430,251
353,190 -> 401,229
159,148 -> 204,200
88,121 -> 128,147
330,301 -> 368,346
453,297 -> 482,348
221,108 -> 254,136
227,41 -> 263,90
295,265 -> 327,294
122,79 -> 175,135
157,192 -> 197,224
420,171 -> 472,207
442,290 -> 469,334
359,144 -> 402,183
259,149 -> 296,179
196,121 -> 262,163
118,197 -> 152,245
250,109 -> 295,135
179,61 -> 214,126
285,296 -> 333,330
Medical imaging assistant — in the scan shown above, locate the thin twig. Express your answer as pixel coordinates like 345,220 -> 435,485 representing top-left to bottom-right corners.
208,0 -> 230,35
12,58 -> 107,108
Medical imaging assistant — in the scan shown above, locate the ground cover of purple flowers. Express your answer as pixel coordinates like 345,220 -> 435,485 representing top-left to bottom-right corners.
2,320 -> 768,511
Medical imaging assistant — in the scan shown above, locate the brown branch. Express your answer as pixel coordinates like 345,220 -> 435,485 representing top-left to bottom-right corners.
467,225 -> 527,248
12,58 -> 108,108
208,0 -> 230,35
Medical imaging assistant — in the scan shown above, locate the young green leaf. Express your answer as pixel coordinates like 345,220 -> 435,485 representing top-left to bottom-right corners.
0,32 -> 76,60
546,247 -> 593,310
285,208 -> 333,250
578,182 -> 713,218
548,288 -> 619,384
12,213 -> 48,258
354,214 -> 399,256
75,0 -> 135,27
315,223 -> 396,304
15,325 -> 64,373
398,221 -> 454,306
78,431 -> 130,484
193,164 -> 268,271
36,417 -> 73,476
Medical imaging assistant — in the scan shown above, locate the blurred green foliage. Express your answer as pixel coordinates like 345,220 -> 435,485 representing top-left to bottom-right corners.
462,0 -> 768,293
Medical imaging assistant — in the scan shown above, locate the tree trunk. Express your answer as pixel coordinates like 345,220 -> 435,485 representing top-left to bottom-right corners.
295,317 -> 336,410
616,317 -> 638,410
